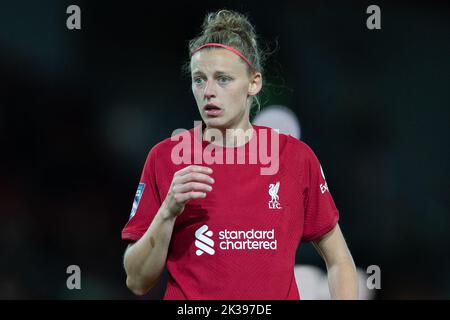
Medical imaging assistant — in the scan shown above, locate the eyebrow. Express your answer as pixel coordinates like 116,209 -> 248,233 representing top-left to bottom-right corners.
192,70 -> 233,77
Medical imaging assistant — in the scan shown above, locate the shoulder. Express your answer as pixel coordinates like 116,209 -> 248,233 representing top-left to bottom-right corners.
253,124 -> 316,159
144,127 -> 197,160
287,136 -> 317,160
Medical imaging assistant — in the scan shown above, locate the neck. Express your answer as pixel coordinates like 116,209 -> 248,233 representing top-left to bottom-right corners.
203,121 -> 253,147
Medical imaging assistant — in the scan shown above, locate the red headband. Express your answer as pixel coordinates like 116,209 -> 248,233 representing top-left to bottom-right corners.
191,43 -> 255,70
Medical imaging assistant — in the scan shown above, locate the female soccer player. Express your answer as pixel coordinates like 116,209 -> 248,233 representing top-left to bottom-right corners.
121,9 -> 358,300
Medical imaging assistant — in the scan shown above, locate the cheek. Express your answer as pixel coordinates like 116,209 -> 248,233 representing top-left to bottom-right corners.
234,84 -> 250,105
227,83 -> 248,102
192,87 -> 202,101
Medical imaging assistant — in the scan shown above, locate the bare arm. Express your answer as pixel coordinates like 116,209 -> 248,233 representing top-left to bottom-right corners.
123,165 -> 214,295
312,224 -> 358,300
123,203 -> 176,296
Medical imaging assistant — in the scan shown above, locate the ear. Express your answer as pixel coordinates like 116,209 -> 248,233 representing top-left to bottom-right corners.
248,72 -> 262,96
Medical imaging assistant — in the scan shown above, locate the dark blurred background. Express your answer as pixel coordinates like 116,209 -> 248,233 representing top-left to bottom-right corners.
1,0 -> 449,299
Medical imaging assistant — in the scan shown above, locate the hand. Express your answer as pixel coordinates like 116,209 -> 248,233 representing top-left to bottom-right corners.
163,165 -> 214,219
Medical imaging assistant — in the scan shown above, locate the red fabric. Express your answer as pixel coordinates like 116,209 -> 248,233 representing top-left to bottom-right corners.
121,124 -> 339,299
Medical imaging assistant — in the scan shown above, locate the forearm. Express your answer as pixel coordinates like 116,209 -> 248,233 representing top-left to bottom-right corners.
124,201 -> 176,295
326,257 -> 358,300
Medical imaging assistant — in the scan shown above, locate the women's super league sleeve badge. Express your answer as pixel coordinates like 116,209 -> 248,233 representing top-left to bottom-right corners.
129,183 -> 145,219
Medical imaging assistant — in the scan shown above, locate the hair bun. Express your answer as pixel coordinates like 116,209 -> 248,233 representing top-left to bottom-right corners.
203,10 -> 255,41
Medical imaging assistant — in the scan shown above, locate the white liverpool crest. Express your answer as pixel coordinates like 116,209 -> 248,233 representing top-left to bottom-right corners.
268,181 -> 282,209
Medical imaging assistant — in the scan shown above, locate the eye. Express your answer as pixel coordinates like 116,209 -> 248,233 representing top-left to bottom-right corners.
193,77 -> 205,86
217,76 -> 232,85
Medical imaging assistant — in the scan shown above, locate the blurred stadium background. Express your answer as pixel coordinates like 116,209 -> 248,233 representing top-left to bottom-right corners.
1,0 -> 449,299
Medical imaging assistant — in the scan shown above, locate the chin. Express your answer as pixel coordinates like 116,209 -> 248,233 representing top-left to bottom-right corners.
203,117 -> 228,129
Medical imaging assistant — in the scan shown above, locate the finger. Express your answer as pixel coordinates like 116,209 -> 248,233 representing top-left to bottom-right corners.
175,165 -> 213,177
177,172 -> 215,185
175,191 -> 207,203
173,182 -> 213,193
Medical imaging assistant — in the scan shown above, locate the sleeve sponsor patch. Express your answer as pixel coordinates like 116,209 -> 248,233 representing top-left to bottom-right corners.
129,183 -> 145,219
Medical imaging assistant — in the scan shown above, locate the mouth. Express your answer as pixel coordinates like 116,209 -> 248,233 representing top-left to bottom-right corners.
203,103 -> 223,117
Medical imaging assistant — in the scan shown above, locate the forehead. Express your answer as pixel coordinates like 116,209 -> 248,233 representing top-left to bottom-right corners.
190,48 -> 248,74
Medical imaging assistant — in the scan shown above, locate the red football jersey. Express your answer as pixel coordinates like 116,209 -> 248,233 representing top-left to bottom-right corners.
121,124 -> 339,299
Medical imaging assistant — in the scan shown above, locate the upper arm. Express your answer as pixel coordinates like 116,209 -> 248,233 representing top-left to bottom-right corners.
312,224 -> 353,267
123,242 -> 136,260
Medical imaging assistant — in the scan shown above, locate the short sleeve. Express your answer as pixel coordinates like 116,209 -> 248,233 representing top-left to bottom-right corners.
301,145 -> 339,242
121,146 -> 162,242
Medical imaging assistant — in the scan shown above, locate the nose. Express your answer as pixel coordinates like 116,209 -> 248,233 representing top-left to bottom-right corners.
204,80 -> 216,100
